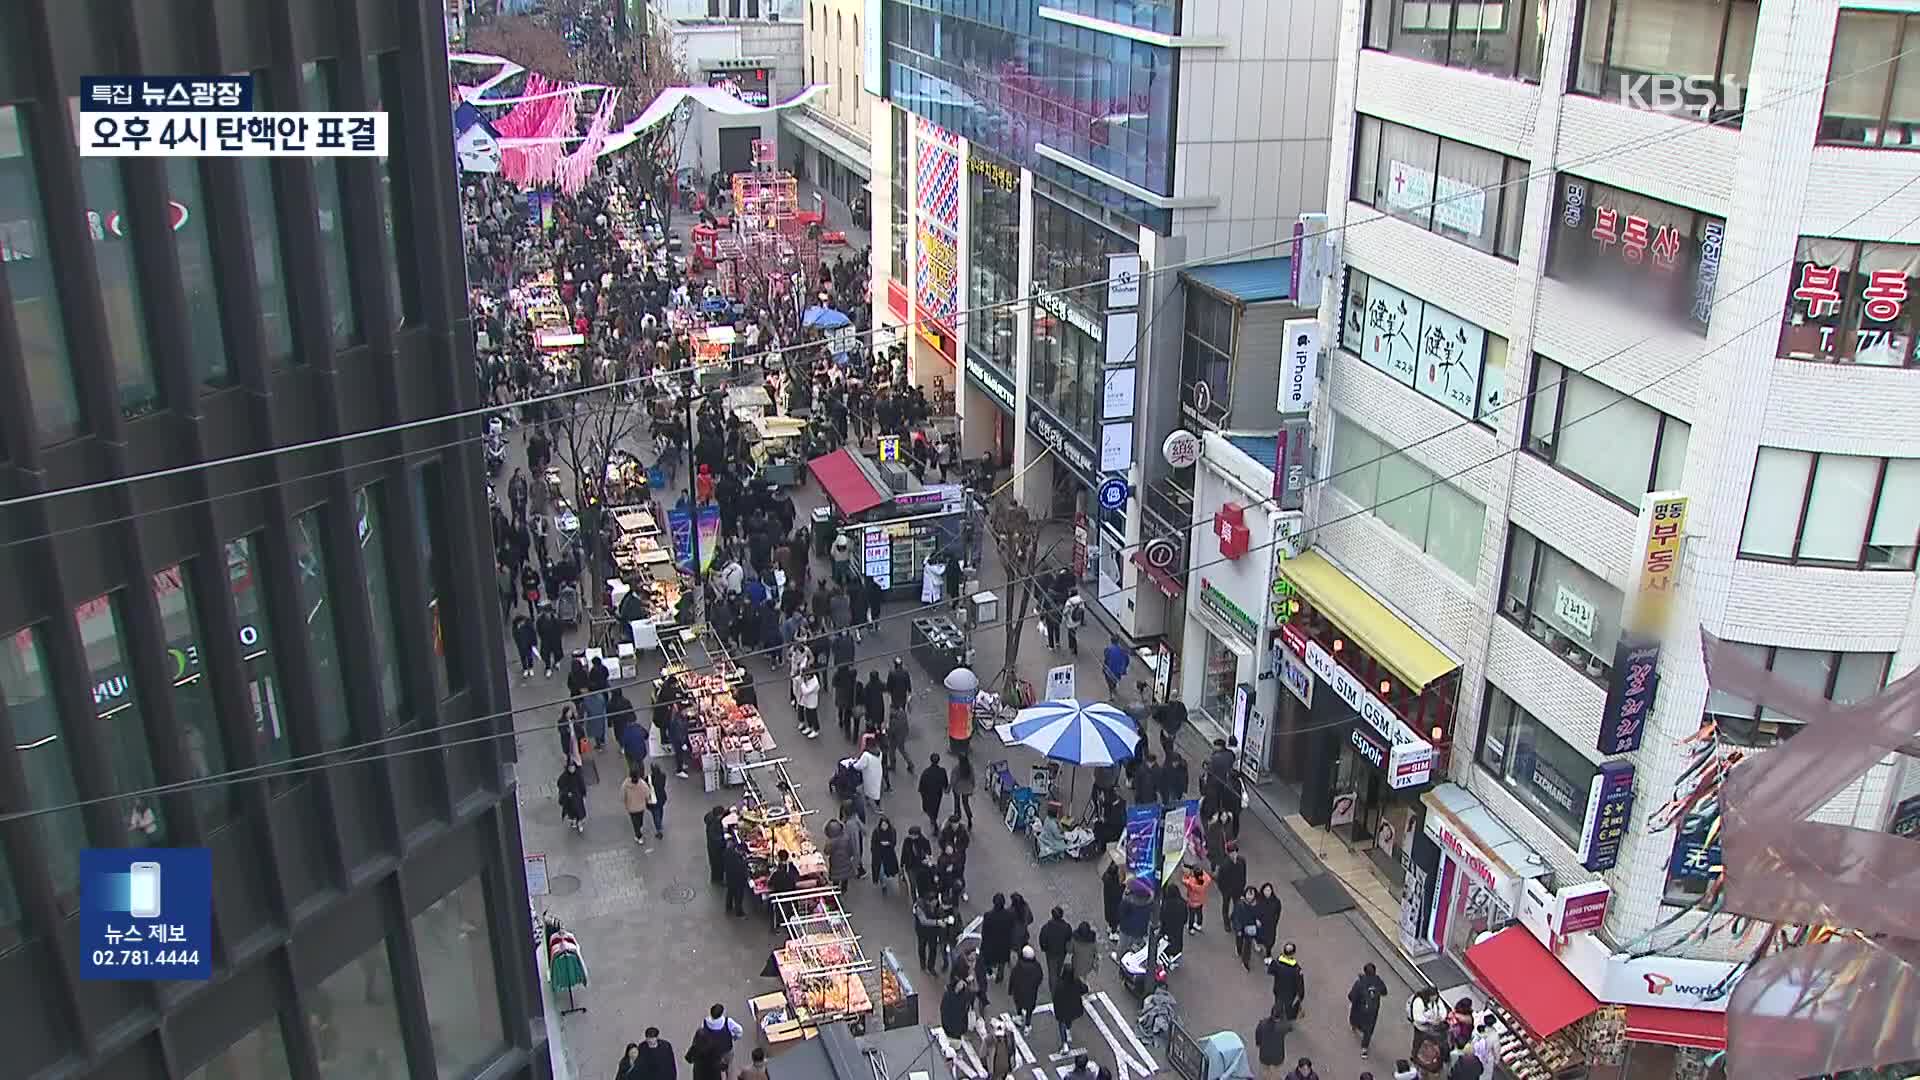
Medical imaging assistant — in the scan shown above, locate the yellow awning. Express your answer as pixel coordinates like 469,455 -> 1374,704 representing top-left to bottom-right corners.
1279,550 -> 1459,692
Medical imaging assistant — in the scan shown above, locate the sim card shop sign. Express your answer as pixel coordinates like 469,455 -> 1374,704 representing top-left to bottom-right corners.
1556,178 -> 1724,335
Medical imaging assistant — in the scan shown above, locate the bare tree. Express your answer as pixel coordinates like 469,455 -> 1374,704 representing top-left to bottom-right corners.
986,497 -> 1047,701
466,17 -> 576,78
550,387 -> 651,615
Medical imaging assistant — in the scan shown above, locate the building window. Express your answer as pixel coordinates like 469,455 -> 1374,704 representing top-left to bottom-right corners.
890,108 -> 908,287
414,462 -> 463,696
0,105 -> 83,442
1778,238 -> 1918,366
1339,268 -> 1509,423
293,507 -> 354,749
224,537 -> 292,773
1180,288 -> 1235,428
0,629 -> 61,924
1031,195 -> 1136,442
153,563 -> 235,828
966,154 -> 1021,371
303,61 -> 362,349
1476,683 -> 1599,848
165,159 -> 233,388
1819,11 -> 1920,149
1362,0 -> 1546,82
414,877 -> 507,1077
70,100 -> 161,418
366,52 -> 418,327
1351,115 -> 1528,258
1704,642 -> 1891,747
1197,632 -> 1239,729
73,593 -> 167,847
1329,413 -> 1487,583
1524,354 -> 1690,508
1738,449 -> 1920,570
1571,0 -> 1756,123
1547,175 -> 1725,334
308,941 -> 408,1079
356,486 -> 408,726
240,162 -> 295,367
1500,524 -> 1624,685
184,1014 -> 293,1080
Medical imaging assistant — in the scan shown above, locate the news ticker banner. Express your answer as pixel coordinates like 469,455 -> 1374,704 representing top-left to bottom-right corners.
79,75 -> 388,158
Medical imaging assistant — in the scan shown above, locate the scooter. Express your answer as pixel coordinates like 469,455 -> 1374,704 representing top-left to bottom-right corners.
484,433 -> 507,476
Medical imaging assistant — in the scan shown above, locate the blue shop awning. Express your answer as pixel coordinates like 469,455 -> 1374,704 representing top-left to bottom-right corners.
1182,256 -> 1293,305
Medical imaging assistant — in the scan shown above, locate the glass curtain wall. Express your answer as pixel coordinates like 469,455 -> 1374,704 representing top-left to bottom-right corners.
890,106 -> 908,286
1030,195 -> 1136,442
967,154 -> 1021,372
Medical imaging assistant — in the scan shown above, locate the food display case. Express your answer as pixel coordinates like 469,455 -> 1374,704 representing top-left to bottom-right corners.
769,887 -> 875,1034
1488,1002 -> 1590,1080
660,652 -> 772,787
910,617 -> 970,678
877,948 -> 919,1031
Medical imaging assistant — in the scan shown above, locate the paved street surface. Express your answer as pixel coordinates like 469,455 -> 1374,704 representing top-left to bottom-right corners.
505,428 -> 1423,1080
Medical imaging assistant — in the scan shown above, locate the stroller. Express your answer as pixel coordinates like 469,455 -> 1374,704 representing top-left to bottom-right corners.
556,583 -> 582,628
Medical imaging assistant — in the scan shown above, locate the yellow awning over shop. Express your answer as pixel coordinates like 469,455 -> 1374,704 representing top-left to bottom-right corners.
1278,550 -> 1459,692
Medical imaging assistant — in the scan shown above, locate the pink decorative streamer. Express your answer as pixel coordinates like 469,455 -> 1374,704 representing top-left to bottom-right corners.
553,89 -> 619,196
495,74 -> 581,187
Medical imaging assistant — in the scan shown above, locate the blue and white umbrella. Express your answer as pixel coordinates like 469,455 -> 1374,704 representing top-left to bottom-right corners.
1009,699 -> 1139,767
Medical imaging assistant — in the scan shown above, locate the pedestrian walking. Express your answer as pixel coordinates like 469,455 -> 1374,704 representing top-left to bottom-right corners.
1265,943 -> 1306,1020
1255,882 -> 1283,958
1070,920 -> 1100,979
1281,1058 -> 1319,1080
1008,946 -> 1044,1033
1101,860 -> 1124,942
872,814 -> 900,895
629,1028 -> 675,1080
1254,1007 -> 1293,1080
1349,962 -> 1389,1057
556,760 -> 588,834
794,669 -> 823,738
919,753 -> 949,826
902,825 -> 933,900
1052,961 -> 1088,1051
914,892 -> 946,972
737,1048 -> 770,1080
685,1006 -> 743,1080
648,761 -> 669,838
951,752 -> 976,826
556,704 -> 584,761
622,768 -> 655,847
1230,887 -> 1262,969
1158,877 -> 1187,966
825,818 -> 861,897
1180,863 -> 1213,932
511,613 -> 537,678
1101,635 -> 1130,696
886,656 -> 912,714
1217,843 -> 1248,925
1038,906 -> 1073,986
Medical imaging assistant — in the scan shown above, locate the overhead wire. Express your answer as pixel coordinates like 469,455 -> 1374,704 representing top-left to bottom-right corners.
0,37 -> 1909,511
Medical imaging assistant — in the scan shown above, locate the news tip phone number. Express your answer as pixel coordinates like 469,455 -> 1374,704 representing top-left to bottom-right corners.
81,112 -> 389,157
90,949 -> 202,968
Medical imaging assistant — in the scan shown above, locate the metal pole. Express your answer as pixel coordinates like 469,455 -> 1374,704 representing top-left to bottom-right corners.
685,377 -> 703,587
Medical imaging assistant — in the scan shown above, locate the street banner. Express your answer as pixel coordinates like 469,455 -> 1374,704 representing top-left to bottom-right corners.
1124,804 -> 1160,882
1160,798 -> 1202,882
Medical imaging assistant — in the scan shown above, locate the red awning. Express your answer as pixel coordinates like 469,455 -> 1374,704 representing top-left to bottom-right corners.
1129,550 -> 1186,596
1625,1006 -> 1727,1050
809,448 -> 889,516
1463,927 -> 1601,1037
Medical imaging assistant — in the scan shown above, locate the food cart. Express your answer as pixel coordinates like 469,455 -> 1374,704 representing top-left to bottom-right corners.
728,384 -> 774,422
660,647 -> 775,789
735,758 -> 826,895
608,504 -> 681,648
750,416 -> 810,487
758,887 -> 875,1038
695,326 -> 735,388
807,448 -> 977,599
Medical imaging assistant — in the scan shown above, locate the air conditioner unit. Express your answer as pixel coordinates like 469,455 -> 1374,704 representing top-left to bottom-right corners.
878,462 -> 913,493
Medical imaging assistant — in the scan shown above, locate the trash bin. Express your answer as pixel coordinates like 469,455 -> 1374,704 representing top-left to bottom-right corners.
811,506 -> 837,557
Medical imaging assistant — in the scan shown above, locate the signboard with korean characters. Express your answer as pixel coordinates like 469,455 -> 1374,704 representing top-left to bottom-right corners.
1342,269 -> 1500,421
1299,636 -> 1434,788
1597,636 -> 1661,755
1621,492 -> 1689,635
1580,760 -> 1636,872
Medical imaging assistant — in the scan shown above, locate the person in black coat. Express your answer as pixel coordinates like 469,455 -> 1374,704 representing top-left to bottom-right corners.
1100,861 -> 1125,942
862,671 -> 887,734
979,892 -> 1016,983
919,754 -> 949,827
704,806 -> 729,885
1051,961 -> 1088,1050
1216,844 -> 1249,925
1038,906 -> 1074,986
1158,751 -> 1190,807
1007,946 -> 1045,1032
1159,878 -> 1187,964
722,840 -> 751,917
631,1028 -> 676,1080
886,657 -> 913,713
939,979 -> 974,1041
1130,754 -> 1159,805
902,825 -> 934,899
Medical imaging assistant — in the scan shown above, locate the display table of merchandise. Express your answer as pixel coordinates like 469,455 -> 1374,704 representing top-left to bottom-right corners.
767,886 -> 875,1034
1487,1002 -> 1590,1080
735,758 -> 826,893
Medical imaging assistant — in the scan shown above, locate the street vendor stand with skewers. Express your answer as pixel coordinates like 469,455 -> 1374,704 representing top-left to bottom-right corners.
658,646 -> 775,789
734,758 -> 827,897
748,886 -> 876,1043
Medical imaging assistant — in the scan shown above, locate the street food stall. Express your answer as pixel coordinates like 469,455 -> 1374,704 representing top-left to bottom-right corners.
750,415 -> 810,487
659,649 -> 775,789
695,325 -> 736,388
752,886 -> 874,1040
806,447 -> 976,599
728,384 -> 774,422
735,758 -> 827,898
608,504 -> 681,647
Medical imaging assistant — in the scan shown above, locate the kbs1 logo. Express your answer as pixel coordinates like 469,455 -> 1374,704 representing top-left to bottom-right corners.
1617,75 -> 1743,120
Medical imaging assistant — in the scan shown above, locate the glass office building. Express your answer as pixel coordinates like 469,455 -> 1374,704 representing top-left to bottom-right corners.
0,1 -> 540,1077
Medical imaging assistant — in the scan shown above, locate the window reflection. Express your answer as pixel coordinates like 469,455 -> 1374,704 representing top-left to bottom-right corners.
73,594 -> 167,846
414,463 -> 463,696
1572,0 -> 1756,124
308,941 -> 409,1080
224,538 -> 292,772
414,877 -> 506,1078
68,99 -> 160,418
185,1014 -> 294,1080
1819,11 -> 1920,149
241,72 -> 295,366
302,61 -> 362,348
1363,0 -> 1545,82
966,154 -> 1021,371
1,626 -> 84,912
165,159 -> 233,387
365,52 -> 415,326
356,486 -> 408,725
153,564 -> 236,827
0,105 -> 84,442
1029,196 -> 1135,442
293,508 -> 354,748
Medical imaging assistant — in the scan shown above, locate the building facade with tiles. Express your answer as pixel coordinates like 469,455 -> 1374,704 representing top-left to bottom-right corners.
1228,0 -> 1920,1068
865,0 -> 1340,646
0,1 -> 542,1077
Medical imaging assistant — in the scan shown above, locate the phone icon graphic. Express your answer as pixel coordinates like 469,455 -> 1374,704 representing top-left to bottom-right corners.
128,862 -> 162,919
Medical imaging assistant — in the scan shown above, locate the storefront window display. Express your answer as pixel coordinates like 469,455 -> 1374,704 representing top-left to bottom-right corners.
1030,195 -> 1136,443
414,876 -> 507,1078
1477,684 -> 1600,848
1778,237 -> 1919,366
1339,268 -> 1508,424
1363,0 -> 1547,83
1198,632 -> 1240,730
1547,175 -> 1726,334
1351,115 -> 1529,259
308,941 -> 408,1079
1501,524 -> 1624,686
1571,0 -> 1757,124
884,0 -> 1176,198
966,153 -> 1021,373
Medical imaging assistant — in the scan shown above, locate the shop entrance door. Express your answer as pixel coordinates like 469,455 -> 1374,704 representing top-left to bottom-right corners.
1353,768 -> 1383,847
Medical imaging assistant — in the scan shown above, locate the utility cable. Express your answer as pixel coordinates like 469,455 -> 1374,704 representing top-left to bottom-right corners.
2,38 -> 1906,511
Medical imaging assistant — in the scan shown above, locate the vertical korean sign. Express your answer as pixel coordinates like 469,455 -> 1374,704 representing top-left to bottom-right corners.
1622,493 -> 1688,634
1579,762 -> 1636,872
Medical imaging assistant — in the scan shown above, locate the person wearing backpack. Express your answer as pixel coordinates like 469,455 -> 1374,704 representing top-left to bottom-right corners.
1348,962 -> 1390,1058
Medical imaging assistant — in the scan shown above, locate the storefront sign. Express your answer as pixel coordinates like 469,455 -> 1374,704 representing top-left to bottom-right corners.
1072,512 -> 1089,579
1232,682 -> 1252,747
1098,476 -> 1129,512
1424,811 -> 1518,904
1668,821 -> 1722,880
1692,221 -> 1725,327
1602,954 -> 1740,1012
1350,724 -> 1391,771
1273,419 -> 1310,510
1892,792 -> 1920,838
969,155 -> 1018,192
1153,640 -> 1174,703
1213,503 -> 1250,560
1299,638 -> 1434,788
1622,492 -> 1689,634
1035,289 -> 1103,343
1580,760 -> 1636,872
1106,253 -> 1142,309
1197,579 -> 1260,644
1099,420 -> 1133,473
965,354 -> 1018,413
1346,271 -> 1495,421
1030,407 -> 1096,478
1553,584 -> 1597,639
1162,429 -> 1202,469
863,529 -> 892,586
1558,881 -> 1611,934
1102,366 -> 1136,420
1597,636 -> 1660,755
1279,318 -> 1319,413
1046,664 -> 1076,701
1273,641 -> 1312,707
